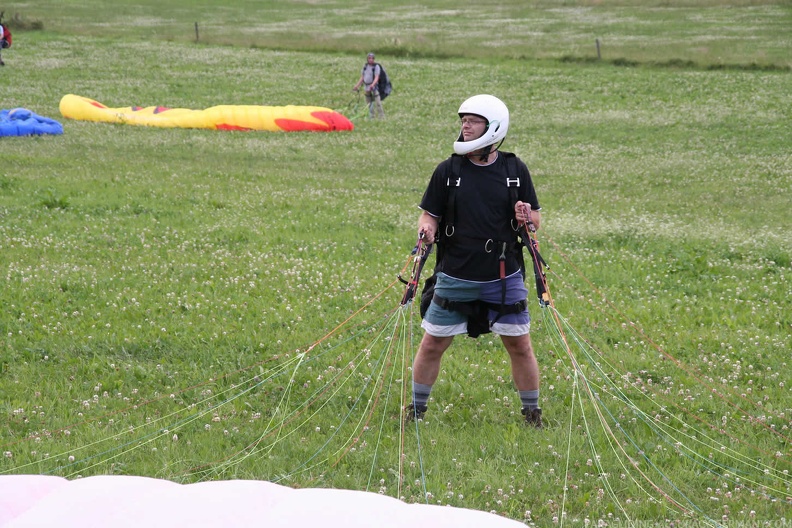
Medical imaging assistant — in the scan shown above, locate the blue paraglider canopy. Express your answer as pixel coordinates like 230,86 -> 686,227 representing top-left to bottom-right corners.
0,107 -> 64,136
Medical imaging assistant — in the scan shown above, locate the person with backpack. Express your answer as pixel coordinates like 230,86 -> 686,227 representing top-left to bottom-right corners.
0,21 -> 11,66
352,52 -> 385,119
406,94 -> 545,428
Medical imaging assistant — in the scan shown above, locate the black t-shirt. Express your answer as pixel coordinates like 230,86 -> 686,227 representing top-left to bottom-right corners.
419,153 -> 540,281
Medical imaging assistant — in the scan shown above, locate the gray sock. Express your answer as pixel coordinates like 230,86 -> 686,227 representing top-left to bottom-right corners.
412,382 -> 432,407
519,389 -> 540,411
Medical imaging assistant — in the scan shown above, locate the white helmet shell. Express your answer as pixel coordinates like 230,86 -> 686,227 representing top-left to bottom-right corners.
453,94 -> 510,155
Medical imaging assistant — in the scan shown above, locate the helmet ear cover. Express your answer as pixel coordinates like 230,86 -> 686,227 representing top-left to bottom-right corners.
453,95 -> 509,155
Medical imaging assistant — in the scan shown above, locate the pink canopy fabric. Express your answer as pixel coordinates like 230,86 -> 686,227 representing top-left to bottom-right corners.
0,475 -> 525,528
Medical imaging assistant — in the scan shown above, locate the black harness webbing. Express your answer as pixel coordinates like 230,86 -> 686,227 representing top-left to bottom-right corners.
432,294 -> 527,316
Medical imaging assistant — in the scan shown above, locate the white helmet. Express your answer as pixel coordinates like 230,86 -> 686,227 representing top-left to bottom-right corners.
453,94 -> 510,155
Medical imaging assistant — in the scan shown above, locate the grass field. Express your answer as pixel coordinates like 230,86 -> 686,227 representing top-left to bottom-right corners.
1,1 -> 791,526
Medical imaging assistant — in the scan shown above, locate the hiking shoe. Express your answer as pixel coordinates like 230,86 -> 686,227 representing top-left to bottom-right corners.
405,403 -> 428,422
522,407 -> 543,428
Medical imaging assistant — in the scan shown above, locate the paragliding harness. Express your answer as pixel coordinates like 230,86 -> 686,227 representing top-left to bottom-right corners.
419,152 -> 549,338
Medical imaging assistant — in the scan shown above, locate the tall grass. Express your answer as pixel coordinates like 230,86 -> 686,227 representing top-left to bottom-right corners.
1,1 -> 791,526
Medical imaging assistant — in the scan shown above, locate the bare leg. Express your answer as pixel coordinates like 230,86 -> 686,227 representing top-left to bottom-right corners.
412,333 -> 454,385
500,333 -> 539,391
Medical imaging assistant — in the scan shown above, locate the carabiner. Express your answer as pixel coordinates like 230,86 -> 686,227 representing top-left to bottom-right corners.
484,239 -> 494,253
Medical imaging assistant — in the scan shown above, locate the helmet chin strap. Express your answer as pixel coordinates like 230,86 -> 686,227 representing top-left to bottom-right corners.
478,123 -> 493,161
467,138 -> 504,163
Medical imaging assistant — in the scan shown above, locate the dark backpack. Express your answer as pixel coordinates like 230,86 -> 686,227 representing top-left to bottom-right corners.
374,62 -> 392,100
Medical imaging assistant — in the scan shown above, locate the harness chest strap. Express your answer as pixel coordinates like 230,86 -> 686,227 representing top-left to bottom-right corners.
441,153 -> 522,244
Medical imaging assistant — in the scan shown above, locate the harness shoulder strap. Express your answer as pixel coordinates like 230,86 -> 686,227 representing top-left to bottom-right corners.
434,154 -> 463,274
502,152 -> 528,277
502,151 -> 521,209
445,154 -> 463,229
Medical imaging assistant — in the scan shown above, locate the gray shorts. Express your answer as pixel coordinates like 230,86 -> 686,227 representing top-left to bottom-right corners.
421,272 -> 531,337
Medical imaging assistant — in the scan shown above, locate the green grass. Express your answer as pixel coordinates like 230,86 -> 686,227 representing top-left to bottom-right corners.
1,1 -> 791,526
6,0 -> 792,69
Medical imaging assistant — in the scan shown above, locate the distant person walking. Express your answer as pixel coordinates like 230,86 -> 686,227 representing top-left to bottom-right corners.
0,18 -> 11,67
352,52 -> 385,119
